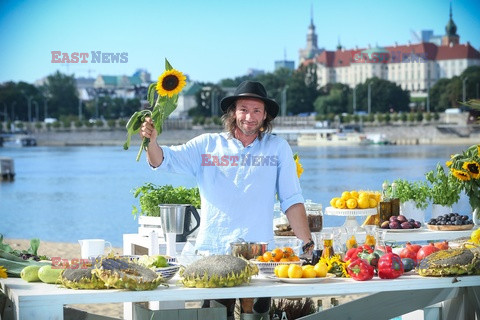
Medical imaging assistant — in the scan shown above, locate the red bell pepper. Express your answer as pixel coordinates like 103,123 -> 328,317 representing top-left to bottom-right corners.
347,258 -> 374,281
344,247 -> 363,261
378,253 -> 404,279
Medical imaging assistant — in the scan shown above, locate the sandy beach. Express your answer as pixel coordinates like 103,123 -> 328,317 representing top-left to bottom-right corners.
3,238 -> 366,319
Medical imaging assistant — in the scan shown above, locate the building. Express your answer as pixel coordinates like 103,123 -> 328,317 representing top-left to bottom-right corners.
298,7 -> 324,65
301,5 -> 480,95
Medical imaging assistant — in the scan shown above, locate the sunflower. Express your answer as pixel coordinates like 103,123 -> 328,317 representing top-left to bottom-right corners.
0,266 -> 7,278
463,161 -> 480,179
451,168 -> 470,181
156,69 -> 186,97
446,160 -> 453,167
293,153 -> 304,178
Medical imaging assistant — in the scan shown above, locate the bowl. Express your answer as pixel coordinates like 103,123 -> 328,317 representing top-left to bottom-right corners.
230,241 -> 268,260
155,263 -> 180,281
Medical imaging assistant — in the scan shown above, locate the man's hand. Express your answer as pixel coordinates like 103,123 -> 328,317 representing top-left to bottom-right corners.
140,117 -> 158,141
139,116 -> 164,167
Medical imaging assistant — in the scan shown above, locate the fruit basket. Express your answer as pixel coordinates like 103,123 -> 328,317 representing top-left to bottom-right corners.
249,260 -> 303,275
155,263 -> 180,281
426,224 -> 474,231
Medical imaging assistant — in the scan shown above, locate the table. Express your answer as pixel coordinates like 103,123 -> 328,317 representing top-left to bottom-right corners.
1,273 -> 479,320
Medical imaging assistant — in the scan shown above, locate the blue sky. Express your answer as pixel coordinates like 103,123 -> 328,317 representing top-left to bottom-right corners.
0,0 -> 479,85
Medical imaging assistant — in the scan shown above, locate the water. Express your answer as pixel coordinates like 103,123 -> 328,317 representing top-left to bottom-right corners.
0,144 -> 472,247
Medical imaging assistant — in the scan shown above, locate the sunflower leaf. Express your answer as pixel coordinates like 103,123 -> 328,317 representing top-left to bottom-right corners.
165,58 -> 173,71
147,83 -> 157,107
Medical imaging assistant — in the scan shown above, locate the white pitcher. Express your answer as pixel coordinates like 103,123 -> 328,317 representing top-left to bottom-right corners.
78,239 -> 112,259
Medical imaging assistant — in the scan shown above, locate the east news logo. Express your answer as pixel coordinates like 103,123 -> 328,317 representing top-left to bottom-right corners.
51,51 -> 128,63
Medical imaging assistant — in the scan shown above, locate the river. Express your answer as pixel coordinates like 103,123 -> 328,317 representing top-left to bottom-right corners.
0,144 -> 472,247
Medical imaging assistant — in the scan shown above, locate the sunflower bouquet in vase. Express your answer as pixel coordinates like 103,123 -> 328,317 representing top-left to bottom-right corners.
446,144 -> 480,220
123,58 -> 186,161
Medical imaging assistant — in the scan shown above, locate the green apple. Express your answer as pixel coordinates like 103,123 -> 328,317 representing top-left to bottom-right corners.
154,255 -> 168,268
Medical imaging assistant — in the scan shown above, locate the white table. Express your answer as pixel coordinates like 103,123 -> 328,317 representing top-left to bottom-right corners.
123,227 -> 477,257
1,274 -> 479,320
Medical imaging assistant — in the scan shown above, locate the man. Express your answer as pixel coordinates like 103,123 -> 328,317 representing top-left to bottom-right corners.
140,80 -> 313,319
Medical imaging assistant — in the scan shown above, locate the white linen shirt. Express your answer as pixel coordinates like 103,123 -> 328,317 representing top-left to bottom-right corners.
156,132 -> 304,254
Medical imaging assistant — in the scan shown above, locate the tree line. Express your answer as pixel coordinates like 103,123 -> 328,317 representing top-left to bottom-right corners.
1,66 -> 479,124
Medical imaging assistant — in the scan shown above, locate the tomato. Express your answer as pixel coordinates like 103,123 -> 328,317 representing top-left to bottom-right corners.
416,243 -> 440,263
378,253 -> 404,279
347,259 -> 374,281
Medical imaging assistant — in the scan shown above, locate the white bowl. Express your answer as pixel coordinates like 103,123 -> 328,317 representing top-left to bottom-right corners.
155,263 -> 180,281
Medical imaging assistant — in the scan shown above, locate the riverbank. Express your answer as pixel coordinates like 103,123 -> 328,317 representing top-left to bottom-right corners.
27,124 -> 480,146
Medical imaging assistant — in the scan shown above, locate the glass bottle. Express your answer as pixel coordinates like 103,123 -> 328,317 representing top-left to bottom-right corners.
311,232 -> 323,265
321,230 -> 335,259
330,298 -> 339,308
390,182 -> 400,216
379,182 -> 392,222
317,299 -> 323,312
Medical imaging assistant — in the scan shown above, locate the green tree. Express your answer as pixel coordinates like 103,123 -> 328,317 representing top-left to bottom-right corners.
314,83 -> 350,115
354,77 -> 410,113
430,78 -> 450,112
43,71 -> 79,118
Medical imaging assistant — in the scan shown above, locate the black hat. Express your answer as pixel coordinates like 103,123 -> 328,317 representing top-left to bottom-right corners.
220,81 -> 279,118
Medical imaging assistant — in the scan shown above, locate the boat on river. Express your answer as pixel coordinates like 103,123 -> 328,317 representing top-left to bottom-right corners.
0,133 -> 37,147
297,129 -> 372,146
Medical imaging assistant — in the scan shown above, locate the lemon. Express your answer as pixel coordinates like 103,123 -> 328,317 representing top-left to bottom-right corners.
335,198 -> 346,209
357,197 -> 369,209
302,267 -> 317,278
350,190 -> 359,199
346,198 -> 358,209
358,192 -> 369,200
341,191 -> 351,201
287,264 -> 303,278
369,198 -> 378,208
277,264 -> 290,278
330,197 -> 340,208
313,262 -> 329,277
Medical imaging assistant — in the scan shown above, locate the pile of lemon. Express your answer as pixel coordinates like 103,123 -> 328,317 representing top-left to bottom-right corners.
274,262 -> 329,278
329,190 -> 380,209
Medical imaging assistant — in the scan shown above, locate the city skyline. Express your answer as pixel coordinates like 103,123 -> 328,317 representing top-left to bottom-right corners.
0,0 -> 479,85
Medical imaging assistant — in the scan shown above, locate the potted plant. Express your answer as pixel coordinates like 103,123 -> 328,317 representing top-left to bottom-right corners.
425,163 -> 462,218
391,178 -> 430,222
132,183 -> 201,236
132,183 -> 201,218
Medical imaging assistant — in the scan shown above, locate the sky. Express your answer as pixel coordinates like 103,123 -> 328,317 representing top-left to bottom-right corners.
0,0 -> 479,85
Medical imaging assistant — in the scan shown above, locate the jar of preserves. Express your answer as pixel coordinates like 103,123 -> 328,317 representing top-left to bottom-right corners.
305,199 -> 323,232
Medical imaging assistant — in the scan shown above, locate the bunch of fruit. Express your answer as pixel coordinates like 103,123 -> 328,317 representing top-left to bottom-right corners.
427,213 -> 473,226
274,262 -> 329,278
255,247 -> 300,262
329,190 -> 380,210
380,215 -> 422,229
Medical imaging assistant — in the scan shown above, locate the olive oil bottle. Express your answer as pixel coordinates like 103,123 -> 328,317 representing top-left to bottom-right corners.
379,182 -> 392,222
390,182 -> 400,216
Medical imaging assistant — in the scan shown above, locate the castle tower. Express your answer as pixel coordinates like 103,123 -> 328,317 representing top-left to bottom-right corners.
441,2 -> 460,46
299,5 -> 324,64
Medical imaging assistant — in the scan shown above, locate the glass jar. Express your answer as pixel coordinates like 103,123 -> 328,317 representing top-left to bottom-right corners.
305,199 -> 323,232
320,230 -> 334,259
345,226 -> 358,250
364,225 -> 376,247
